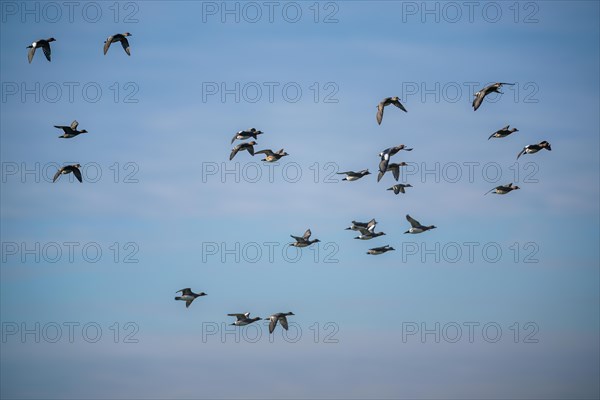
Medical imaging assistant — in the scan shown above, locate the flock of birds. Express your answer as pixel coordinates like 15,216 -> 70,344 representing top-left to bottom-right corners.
29,34 -> 552,327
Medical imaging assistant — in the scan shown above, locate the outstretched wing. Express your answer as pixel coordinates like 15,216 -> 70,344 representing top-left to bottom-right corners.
28,46 -> 36,63
472,91 -> 484,111
228,313 -> 247,321
376,102 -> 384,125
269,317 -> 278,334
280,316 -> 289,330
229,147 -> 240,161
70,120 -> 79,130
72,167 -> 83,183
391,99 -> 407,112
254,149 -> 274,156
516,147 -> 526,160
406,214 -> 421,228
42,43 -> 51,61
103,36 -> 113,55
121,37 -> 131,56
303,229 -> 312,241
177,288 -> 192,295
52,168 -> 61,182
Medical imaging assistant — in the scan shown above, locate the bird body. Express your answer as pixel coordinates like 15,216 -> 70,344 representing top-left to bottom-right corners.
387,184 -> 412,194
488,125 -> 518,140
367,245 -> 395,255
290,229 -> 320,247
231,128 -> 263,144
230,141 -> 257,160
255,148 -> 288,162
485,183 -> 520,195
337,170 -> 371,181
228,313 -> 261,326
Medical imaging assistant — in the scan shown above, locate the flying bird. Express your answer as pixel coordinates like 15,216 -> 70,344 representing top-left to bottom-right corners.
366,245 -> 395,255
290,229 -> 320,247
488,125 -> 518,140
387,184 -> 412,194
345,219 -> 377,231
54,120 -> 88,138
376,97 -> 407,125
404,214 -> 436,234
174,288 -> 207,308
337,170 -> 371,181
517,141 -> 551,159
472,82 -> 515,111
27,38 -> 56,63
104,33 -> 132,55
267,312 -> 295,334
354,224 -> 385,240
228,313 -> 262,326
378,161 -> 409,182
53,164 -> 82,183
484,183 -> 520,195
230,141 -> 257,160
231,128 -> 263,144
255,148 -> 289,162
378,145 -> 412,182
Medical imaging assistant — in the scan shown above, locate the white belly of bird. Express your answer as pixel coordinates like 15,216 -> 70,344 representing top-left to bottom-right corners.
410,228 -> 424,233
180,295 -> 194,301
347,176 -> 359,181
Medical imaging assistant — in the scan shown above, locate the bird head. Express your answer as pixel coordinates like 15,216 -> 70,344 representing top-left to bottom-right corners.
48,38 -> 57,42
124,33 -> 132,37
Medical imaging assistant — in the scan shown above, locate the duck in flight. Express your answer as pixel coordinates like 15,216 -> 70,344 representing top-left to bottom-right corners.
267,312 -> 295,334
484,183 -> 520,195
231,128 -> 263,144
230,141 -> 257,160
354,224 -> 385,240
488,125 -> 518,140
472,82 -> 515,111
255,148 -> 289,162
53,164 -> 82,183
337,169 -> 371,181
367,245 -> 395,255
228,313 -> 262,326
27,38 -> 56,63
376,97 -> 407,125
55,120 -> 88,138
174,288 -> 207,308
290,229 -> 320,247
104,33 -> 132,56
404,214 -> 436,234
345,219 -> 377,231
378,145 -> 412,182
387,184 -> 412,194
517,141 -> 551,159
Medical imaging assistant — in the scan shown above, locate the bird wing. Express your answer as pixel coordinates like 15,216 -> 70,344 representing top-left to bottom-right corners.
185,300 -> 194,308
229,147 -> 240,160
276,149 -> 285,155
516,147 -> 526,160
483,187 -> 496,195
472,91 -> 484,111
70,120 -> 79,130
52,168 -> 62,182
290,234 -> 305,242
406,214 -> 421,228
41,43 -> 51,61
392,99 -> 407,112
357,227 -> 371,235
254,149 -> 274,156
279,316 -> 289,330
230,133 -> 238,144
269,317 -> 278,334
28,46 -> 36,63
121,37 -> 131,55
487,131 -> 498,140
379,158 -> 389,174
337,171 -> 354,175
247,145 -> 255,156
103,36 -> 113,54
398,185 -> 406,194
377,170 -> 385,183
367,219 -> 377,229
376,102 -> 384,125
390,165 -> 400,181
72,167 -> 83,183
303,229 -> 312,240
228,313 -> 247,321
392,185 -> 401,194
177,288 -> 192,295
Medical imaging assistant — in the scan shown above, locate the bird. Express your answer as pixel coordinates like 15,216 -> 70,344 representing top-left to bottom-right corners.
378,145 -> 412,182
366,245 -> 395,255
53,164 -> 82,183
488,125 -> 519,140
54,120 -> 88,138
517,141 -> 551,159
104,33 -> 132,56
255,148 -> 289,162
354,225 -> 385,240
27,38 -> 56,63
337,170 -> 371,181
376,97 -> 407,125
472,82 -> 515,111
387,184 -> 412,194
231,128 -> 263,144
404,214 -> 436,234
378,161 -> 409,182
230,141 -> 257,160
345,219 -> 377,231
290,229 -> 320,247
484,183 -> 520,195
267,312 -> 295,334
174,288 -> 207,308
228,313 -> 262,326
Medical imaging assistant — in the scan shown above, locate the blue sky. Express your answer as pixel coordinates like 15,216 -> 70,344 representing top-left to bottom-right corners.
1,1 -> 599,398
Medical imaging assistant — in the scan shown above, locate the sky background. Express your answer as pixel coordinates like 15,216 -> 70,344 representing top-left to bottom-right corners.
1,1 -> 599,398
